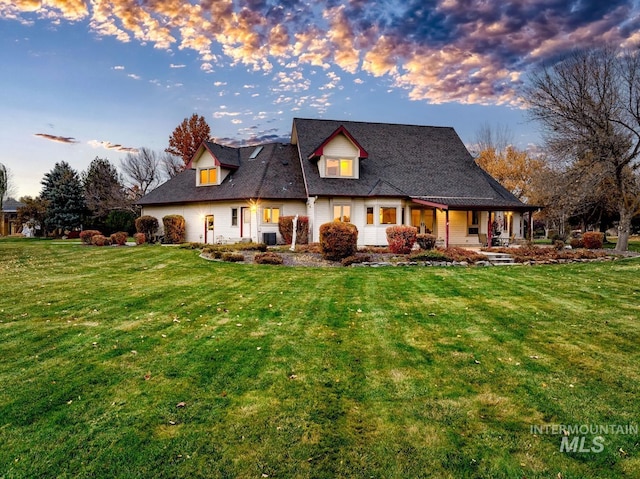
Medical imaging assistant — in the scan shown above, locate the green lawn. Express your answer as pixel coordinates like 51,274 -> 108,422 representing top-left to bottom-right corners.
1,239 -> 639,478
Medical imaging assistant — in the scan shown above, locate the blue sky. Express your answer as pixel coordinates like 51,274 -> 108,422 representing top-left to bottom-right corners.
1,0 -> 639,198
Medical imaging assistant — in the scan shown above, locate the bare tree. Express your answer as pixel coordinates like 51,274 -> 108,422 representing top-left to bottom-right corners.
473,122 -> 513,156
160,152 -> 184,179
525,46 -> 640,251
120,147 -> 162,200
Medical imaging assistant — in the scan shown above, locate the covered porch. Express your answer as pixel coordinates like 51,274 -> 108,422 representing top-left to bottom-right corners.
410,197 -> 537,248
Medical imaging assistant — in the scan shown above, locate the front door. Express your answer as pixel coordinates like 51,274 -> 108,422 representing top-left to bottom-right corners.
205,215 -> 214,244
411,208 -> 434,234
241,207 -> 252,239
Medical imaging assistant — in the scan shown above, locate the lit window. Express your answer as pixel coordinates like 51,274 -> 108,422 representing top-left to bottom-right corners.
199,168 -> 217,185
366,207 -> 374,225
333,205 -> 351,222
231,208 -> 238,226
326,158 -> 354,177
380,207 -> 397,224
262,207 -> 280,224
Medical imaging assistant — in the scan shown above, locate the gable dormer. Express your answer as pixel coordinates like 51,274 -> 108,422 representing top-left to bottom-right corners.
308,126 -> 368,179
189,141 -> 240,186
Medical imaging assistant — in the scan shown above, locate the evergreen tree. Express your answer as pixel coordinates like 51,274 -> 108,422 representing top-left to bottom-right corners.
82,157 -> 128,230
41,161 -> 86,233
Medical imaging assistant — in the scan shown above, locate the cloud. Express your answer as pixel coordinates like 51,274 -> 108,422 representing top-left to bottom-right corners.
127,73 -> 141,80
112,65 -> 125,70
169,63 -> 186,68
88,140 -> 138,152
4,0 -> 640,107
34,133 -> 79,144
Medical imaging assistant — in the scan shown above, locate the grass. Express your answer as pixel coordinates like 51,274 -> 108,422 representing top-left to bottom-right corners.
1,238 -> 640,478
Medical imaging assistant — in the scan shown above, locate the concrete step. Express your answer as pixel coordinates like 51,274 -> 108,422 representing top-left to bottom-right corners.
482,251 -> 517,265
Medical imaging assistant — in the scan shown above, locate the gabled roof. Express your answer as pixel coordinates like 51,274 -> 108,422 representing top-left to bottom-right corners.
186,141 -> 241,170
292,118 -> 528,209
138,142 -> 306,206
1,198 -> 24,213
308,125 -> 368,159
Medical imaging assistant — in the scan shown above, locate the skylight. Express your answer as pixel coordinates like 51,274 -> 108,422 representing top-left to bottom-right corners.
249,146 -> 264,159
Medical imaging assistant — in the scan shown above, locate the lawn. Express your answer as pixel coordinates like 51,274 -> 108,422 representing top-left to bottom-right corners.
1,238 -> 639,478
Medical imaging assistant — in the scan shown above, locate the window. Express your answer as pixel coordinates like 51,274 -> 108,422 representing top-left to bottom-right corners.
326,158 -> 354,177
199,168 -> 217,185
262,207 -> 280,224
366,207 -> 374,225
468,211 -> 479,235
333,205 -> 351,222
231,208 -> 238,226
380,207 -> 397,225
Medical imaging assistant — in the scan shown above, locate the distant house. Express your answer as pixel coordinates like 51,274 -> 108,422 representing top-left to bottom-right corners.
0,198 -> 24,236
138,118 -> 536,247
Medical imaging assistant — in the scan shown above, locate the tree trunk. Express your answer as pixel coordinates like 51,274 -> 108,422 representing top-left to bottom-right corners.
615,206 -> 632,252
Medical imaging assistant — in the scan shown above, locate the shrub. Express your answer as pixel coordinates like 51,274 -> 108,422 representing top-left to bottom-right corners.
91,234 -> 112,246
416,233 -> 437,250
410,250 -> 450,262
222,252 -> 245,262
582,232 -> 604,249
386,225 -> 418,254
341,254 -> 371,266
106,210 -> 136,235
110,231 -> 128,246
162,214 -> 186,244
278,216 -> 309,245
254,252 -> 284,265
66,231 -> 80,239
553,239 -> 565,250
569,237 -> 584,249
319,221 -> 358,261
134,232 -> 146,245
80,230 -> 102,245
135,215 -> 159,242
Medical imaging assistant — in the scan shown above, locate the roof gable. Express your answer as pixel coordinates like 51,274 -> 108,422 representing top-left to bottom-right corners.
308,125 -> 368,160
186,141 -> 240,170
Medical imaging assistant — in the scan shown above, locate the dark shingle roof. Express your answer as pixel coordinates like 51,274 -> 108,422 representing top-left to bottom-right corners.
137,142 -> 306,206
1,198 -> 24,213
293,118 -> 528,208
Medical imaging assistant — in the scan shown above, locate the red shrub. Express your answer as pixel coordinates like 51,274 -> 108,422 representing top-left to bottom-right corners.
278,216 -> 309,245
135,215 -> 159,241
110,231 -> 128,246
254,252 -> 284,265
67,231 -> 80,239
386,225 -> 418,254
162,214 -> 186,244
582,232 -> 604,249
416,233 -> 437,250
134,232 -> 146,245
91,234 -> 112,246
80,230 -> 102,245
319,221 -> 358,261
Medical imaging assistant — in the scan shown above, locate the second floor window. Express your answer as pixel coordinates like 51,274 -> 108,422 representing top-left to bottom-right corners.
199,168 -> 217,185
326,158 -> 354,177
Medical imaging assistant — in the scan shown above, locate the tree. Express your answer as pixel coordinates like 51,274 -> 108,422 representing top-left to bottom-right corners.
165,113 -> 211,167
120,147 -> 162,200
82,157 -> 129,230
16,196 -> 49,236
40,161 -> 86,233
160,152 -> 184,179
525,46 -> 640,251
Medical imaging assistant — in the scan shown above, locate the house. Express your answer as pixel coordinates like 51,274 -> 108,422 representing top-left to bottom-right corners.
138,118 -> 536,247
0,198 -> 24,236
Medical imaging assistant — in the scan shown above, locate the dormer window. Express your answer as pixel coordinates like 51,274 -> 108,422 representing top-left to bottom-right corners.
199,167 -> 218,185
326,158 -> 354,178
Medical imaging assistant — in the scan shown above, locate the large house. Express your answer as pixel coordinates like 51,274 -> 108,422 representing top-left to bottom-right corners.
138,118 -> 536,247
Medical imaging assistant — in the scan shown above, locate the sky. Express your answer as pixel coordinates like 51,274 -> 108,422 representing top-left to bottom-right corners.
1,0 -> 639,199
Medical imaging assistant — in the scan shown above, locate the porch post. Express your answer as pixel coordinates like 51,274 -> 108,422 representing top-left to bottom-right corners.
529,211 -> 534,241
445,209 -> 449,249
487,210 -> 493,247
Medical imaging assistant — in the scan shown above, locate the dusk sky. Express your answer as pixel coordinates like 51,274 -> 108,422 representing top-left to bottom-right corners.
1,0 -> 639,199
